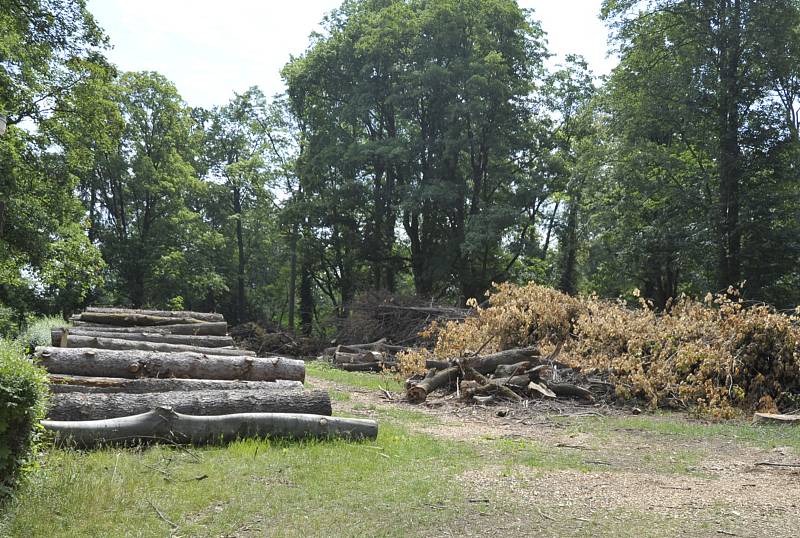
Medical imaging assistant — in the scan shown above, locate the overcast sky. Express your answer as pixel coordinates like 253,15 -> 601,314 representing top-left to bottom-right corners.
86,0 -> 616,109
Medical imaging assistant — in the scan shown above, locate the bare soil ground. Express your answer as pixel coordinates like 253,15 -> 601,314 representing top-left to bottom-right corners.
309,374 -> 800,538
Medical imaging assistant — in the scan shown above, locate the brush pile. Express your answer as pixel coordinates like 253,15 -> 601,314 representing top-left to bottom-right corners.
398,283 -> 800,418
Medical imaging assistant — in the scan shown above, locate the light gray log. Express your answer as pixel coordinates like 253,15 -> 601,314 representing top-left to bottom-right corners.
48,375 -> 303,394
54,328 -> 234,347
85,307 -> 224,322
35,347 -> 305,382
47,389 -> 331,420
56,333 -> 254,357
70,321 -> 228,335
43,408 -> 378,446
72,312 -> 210,326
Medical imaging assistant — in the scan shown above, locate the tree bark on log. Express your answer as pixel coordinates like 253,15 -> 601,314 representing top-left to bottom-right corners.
72,312 -> 211,326
47,389 -> 332,420
460,347 -> 540,374
69,321 -> 228,336
43,408 -> 378,447
54,328 -> 234,347
407,366 -> 460,404
55,333 -> 255,357
48,375 -> 303,394
84,307 -> 224,322
35,347 -> 305,382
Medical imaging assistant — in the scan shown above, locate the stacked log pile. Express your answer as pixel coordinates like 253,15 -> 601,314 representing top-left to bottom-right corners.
37,307 -> 377,444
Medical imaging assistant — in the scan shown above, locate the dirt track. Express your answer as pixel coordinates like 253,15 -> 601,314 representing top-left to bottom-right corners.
310,374 -> 800,538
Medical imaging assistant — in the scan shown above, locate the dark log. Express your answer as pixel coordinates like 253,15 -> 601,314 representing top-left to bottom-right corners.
54,328 -> 234,347
56,333 -> 255,356
546,382 -> 595,401
35,347 -> 305,382
407,366 -> 460,404
48,375 -> 303,393
489,374 -> 532,388
43,408 -> 377,446
69,321 -> 228,336
84,307 -> 224,322
460,348 -> 540,374
48,389 -> 331,421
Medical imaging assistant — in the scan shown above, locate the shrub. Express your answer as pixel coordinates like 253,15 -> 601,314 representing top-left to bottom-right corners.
399,282 -> 800,418
16,316 -> 68,353
0,339 -> 49,497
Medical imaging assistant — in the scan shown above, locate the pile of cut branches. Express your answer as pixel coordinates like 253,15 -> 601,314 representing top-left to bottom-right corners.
402,344 -> 613,406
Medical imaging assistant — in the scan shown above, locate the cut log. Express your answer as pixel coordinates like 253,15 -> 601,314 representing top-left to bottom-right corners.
72,312 -> 209,326
460,348 -> 540,374
407,366 -> 460,404
35,347 -> 305,382
754,413 -> 800,425
333,350 -> 383,365
69,321 -> 228,336
323,339 -> 407,357
43,407 -> 378,446
84,307 -> 224,322
547,382 -> 595,401
48,389 -> 331,420
56,333 -> 255,357
48,375 -> 303,394
54,328 -> 234,347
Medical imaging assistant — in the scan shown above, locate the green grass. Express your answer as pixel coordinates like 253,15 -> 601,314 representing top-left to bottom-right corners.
306,361 -> 404,392
557,414 -> 800,452
1,423 -> 479,537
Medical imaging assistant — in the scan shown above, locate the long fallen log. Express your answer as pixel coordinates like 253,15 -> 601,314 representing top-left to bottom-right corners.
35,347 -> 305,382
70,321 -> 228,336
48,375 -> 303,394
47,389 -> 331,420
55,333 -> 255,357
72,312 -> 210,326
43,408 -> 378,446
84,307 -> 224,322
54,328 -> 234,347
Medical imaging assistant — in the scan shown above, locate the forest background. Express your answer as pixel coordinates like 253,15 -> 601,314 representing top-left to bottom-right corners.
2,0 -> 800,336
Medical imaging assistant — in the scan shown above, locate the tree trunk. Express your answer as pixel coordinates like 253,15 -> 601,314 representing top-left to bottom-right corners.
72,312 -> 210,327
47,389 -> 331,421
558,191 -> 581,295
49,374 -> 303,394
84,307 -> 224,322
69,321 -> 228,336
55,328 -> 235,348
234,186 -> 247,324
43,408 -> 378,447
35,347 -> 305,382
299,258 -> 314,336
288,225 -> 298,330
54,333 -> 254,357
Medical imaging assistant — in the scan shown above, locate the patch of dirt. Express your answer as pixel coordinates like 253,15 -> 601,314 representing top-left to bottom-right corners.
309,374 -> 800,537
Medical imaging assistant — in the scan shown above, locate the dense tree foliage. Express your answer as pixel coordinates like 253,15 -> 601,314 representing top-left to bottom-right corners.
2,0 -> 800,335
